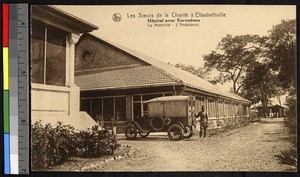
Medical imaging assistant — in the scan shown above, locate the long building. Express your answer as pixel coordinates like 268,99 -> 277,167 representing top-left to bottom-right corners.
75,34 -> 251,133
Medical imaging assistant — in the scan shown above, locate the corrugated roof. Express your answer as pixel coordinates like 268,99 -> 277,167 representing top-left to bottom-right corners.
75,34 -> 251,103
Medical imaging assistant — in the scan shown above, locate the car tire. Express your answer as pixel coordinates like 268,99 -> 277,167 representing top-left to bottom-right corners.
183,126 -> 194,139
125,124 -> 137,140
139,132 -> 150,138
167,124 -> 183,141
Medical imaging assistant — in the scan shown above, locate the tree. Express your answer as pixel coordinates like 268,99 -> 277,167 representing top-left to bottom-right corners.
266,19 -> 296,90
174,63 -> 209,79
265,19 -> 296,150
203,34 -> 265,93
242,62 -> 281,117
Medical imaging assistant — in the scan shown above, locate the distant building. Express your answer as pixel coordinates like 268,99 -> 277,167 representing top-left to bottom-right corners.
254,103 -> 286,118
75,34 -> 251,133
31,5 -> 99,129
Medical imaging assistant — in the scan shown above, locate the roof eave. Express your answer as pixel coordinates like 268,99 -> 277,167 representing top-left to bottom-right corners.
78,82 -> 182,92
32,5 -> 98,33
184,85 -> 251,104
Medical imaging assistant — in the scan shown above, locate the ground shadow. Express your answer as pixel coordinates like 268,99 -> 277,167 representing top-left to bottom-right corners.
117,135 -> 200,142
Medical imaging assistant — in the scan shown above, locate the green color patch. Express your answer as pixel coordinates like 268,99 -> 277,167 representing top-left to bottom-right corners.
3,90 -> 9,133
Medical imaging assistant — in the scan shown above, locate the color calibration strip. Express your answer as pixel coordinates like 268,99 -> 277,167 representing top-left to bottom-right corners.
3,3 -> 29,174
10,4 -> 19,175
3,3 -> 11,175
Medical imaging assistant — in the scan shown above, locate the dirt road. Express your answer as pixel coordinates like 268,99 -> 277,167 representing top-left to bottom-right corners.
92,118 -> 295,172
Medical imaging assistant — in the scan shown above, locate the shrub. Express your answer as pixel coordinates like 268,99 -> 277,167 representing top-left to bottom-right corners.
31,121 -> 49,170
281,88 -> 297,168
76,126 -> 118,157
45,122 -> 77,166
285,90 -> 296,145
31,121 -> 117,170
275,148 -> 297,166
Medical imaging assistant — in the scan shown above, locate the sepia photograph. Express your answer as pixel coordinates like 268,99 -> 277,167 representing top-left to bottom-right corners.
30,4 -> 297,172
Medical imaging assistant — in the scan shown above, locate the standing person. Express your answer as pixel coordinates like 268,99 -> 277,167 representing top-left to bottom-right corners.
194,105 -> 209,139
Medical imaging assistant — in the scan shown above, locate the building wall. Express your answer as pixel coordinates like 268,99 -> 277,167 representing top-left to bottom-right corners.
31,84 -> 97,130
75,35 -> 147,75
182,90 -> 250,132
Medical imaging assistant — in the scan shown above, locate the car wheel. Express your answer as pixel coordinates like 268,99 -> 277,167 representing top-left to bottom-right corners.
125,125 -> 137,140
183,126 -> 194,139
167,124 -> 183,141
139,132 -> 150,138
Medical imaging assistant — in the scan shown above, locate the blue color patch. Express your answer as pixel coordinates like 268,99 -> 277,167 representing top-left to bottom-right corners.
4,133 -> 11,174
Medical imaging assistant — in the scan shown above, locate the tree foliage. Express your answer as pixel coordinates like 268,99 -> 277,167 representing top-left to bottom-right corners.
241,63 -> 280,117
174,63 -> 209,79
266,19 -> 296,90
241,19 -> 296,117
203,34 -> 265,93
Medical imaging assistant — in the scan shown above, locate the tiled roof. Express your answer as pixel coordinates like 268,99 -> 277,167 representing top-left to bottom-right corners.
75,66 -> 179,90
75,34 -> 251,103
145,96 -> 192,103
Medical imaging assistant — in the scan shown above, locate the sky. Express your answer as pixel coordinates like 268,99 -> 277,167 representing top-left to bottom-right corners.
55,5 -> 295,100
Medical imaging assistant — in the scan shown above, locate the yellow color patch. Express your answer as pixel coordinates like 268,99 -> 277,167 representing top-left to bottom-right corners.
3,47 -> 9,90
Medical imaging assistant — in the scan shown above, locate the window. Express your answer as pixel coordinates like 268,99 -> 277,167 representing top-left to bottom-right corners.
207,99 -> 216,117
143,94 -> 163,100
103,98 -> 114,121
31,20 -> 67,86
164,93 -> 173,96
92,99 -> 102,119
218,100 -> 224,117
133,103 -> 142,118
115,97 -> 126,121
81,96 -> 127,122
82,51 -> 92,64
235,103 -> 239,115
224,101 -> 231,117
196,96 -> 205,105
132,93 -> 166,119
244,105 -> 249,116
80,99 -> 91,116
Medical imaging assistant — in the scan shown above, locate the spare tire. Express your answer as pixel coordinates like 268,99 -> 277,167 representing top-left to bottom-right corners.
150,116 -> 165,131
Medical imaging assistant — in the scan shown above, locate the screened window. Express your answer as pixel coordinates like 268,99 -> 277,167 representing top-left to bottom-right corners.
224,101 -> 230,117
235,103 -> 239,115
218,100 -> 224,117
115,97 -> 126,121
103,98 -> 114,121
133,103 -> 142,118
80,99 -> 91,116
31,20 -> 66,86
92,99 -> 102,119
164,93 -> 173,96
81,97 -> 126,122
207,99 -> 216,117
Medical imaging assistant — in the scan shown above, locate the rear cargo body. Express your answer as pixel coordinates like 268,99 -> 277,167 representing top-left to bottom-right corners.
146,96 -> 195,127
